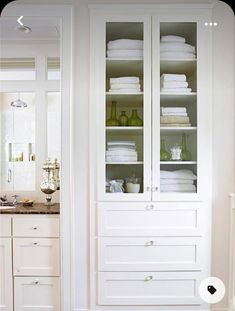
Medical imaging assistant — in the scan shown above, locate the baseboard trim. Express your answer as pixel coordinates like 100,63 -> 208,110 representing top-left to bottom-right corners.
74,309 -> 211,311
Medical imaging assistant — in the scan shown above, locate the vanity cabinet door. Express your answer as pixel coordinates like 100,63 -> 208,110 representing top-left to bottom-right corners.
14,277 -> 60,311
0,238 -> 13,311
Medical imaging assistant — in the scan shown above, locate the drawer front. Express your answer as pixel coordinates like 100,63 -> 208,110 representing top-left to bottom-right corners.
98,202 -> 203,236
99,237 -> 203,271
13,238 -> 60,276
14,277 -> 60,311
0,215 -> 11,236
13,216 -> 59,237
98,272 -> 202,305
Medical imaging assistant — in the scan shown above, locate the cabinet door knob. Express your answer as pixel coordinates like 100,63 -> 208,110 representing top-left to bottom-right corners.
32,226 -> 38,230
33,242 -> 38,245
146,240 -> 154,246
34,280 -> 39,285
144,186 -> 151,192
152,186 -> 158,192
145,204 -> 154,210
145,276 -> 153,281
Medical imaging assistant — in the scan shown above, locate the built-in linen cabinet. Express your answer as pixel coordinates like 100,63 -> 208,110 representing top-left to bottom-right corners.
91,6 -> 212,309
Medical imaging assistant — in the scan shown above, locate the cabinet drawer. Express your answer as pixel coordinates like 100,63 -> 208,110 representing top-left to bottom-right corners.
98,272 -> 202,305
14,277 -> 60,310
99,237 -> 203,271
13,238 -> 60,276
13,216 -> 59,237
98,202 -> 203,236
0,215 -> 11,236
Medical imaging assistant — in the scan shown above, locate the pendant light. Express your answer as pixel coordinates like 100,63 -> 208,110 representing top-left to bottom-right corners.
11,93 -> 27,108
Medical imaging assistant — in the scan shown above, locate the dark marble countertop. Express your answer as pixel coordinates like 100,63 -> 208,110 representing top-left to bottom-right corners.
0,203 -> 60,214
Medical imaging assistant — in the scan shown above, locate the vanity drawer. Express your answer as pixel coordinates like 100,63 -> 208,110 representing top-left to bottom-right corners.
13,216 -> 59,237
98,237 -> 203,271
98,202 -> 203,236
14,277 -> 60,310
98,271 -> 202,305
13,238 -> 60,276
0,215 -> 11,236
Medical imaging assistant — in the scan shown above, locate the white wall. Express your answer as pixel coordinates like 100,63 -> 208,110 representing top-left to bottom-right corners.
3,1 -> 235,310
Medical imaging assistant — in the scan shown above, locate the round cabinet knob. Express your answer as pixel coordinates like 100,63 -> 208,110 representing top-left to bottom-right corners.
32,227 -> 38,230
145,276 -> 153,282
144,186 -> 151,192
146,240 -> 154,246
145,204 -> 154,210
152,186 -> 158,192
33,242 -> 38,245
34,280 -> 39,285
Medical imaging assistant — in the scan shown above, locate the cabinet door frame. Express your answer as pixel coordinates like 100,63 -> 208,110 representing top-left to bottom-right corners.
90,12 -> 152,202
151,11 -> 213,202
0,238 -> 13,311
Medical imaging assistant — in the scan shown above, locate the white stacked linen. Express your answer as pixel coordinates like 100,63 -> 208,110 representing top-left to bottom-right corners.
106,141 -> 138,162
109,76 -> 141,93
160,74 -> 192,94
161,107 -> 188,117
107,39 -> 143,59
160,35 -> 196,59
160,169 -> 197,193
160,107 -> 190,126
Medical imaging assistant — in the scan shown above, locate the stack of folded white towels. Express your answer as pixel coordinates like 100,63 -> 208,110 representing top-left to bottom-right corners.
106,141 -> 138,162
160,35 -> 196,59
161,74 -> 192,93
160,106 -> 191,127
109,76 -> 141,93
160,169 -> 197,193
107,39 -> 143,59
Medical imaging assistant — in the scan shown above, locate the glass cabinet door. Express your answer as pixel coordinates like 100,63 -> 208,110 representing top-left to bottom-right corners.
152,15 -> 211,201
94,15 -> 152,201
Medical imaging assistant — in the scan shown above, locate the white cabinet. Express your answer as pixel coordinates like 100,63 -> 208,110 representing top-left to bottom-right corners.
0,238 -> 13,311
14,277 -> 60,311
90,5 -> 212,309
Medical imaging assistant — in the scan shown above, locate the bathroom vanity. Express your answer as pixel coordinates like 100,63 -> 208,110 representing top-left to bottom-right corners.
0,204 -> 60,311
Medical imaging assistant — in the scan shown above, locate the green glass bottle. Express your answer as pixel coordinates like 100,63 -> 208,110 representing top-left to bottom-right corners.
127,109 -> 143,126
106,101 -> 119,126
181,133 -> 192,161
118,111 -> 129,126
160,139 -> 171,161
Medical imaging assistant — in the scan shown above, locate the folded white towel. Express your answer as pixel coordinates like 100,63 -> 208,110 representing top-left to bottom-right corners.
161,184 -> 196,192
160,169 -> 197,180
110,83 -> 141,90
161,35 -> 186,43
160,42 -> 195,53
160,115 -> 190,124
160,123 -> 191,127
106,155 -> 138,162
161,112 -> 188,116
106,150 -> 137,156
160,179 -> 194,185
161,51 -> 196,59
110,77 -> 140,84
108,141 -> 136,146
107,39 -> 143,50
109,89 -> 141,93
161,74 -> 187,82
161,107 -> 187,113
107,49 -> 143,59
161,87 -> 192,93
161,81 -> 189,89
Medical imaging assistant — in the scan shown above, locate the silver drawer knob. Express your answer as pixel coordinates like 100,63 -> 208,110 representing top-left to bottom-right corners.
144,186 -> 151,192
145,204 -> 154,210
152,186 -> 158,192
34,280 -> 39,285
32,227 -> 38,230
145,276 -> 153,281
33,242 -> 38,245
146,240 -> 154,246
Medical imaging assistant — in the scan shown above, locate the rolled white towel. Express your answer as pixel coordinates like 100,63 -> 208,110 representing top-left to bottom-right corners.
161,51 -> 196,59
110,83 -> 141,90
161,81 -> 189,89
160,169 -> 197,180
107,39 -> 143,50
161,87 -> 192,93
110,77 -> 140,84
161,74 -> 187,82
160,42 -> 195,53
161,35 -> 186,43
107,49 -> 143,59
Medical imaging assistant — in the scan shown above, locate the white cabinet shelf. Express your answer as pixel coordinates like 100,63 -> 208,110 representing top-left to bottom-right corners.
160,126 -> 197,132
106,92 -> 143,96
106,161 -> 143,165
160,161 -> 197,165
106,126 -> 143,133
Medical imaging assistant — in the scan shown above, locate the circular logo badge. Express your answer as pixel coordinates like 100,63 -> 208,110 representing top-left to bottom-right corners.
199,277 -> 225,304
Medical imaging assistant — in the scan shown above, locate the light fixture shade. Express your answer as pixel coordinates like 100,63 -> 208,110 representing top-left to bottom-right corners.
11,99 -> 27,108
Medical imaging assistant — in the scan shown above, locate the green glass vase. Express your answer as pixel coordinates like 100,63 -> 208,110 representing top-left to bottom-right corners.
118,111 -> 129,126
127,109 -> 143,126
181,133 -> 192,161
160,139 -> 171,161
106,101 -> 119,126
